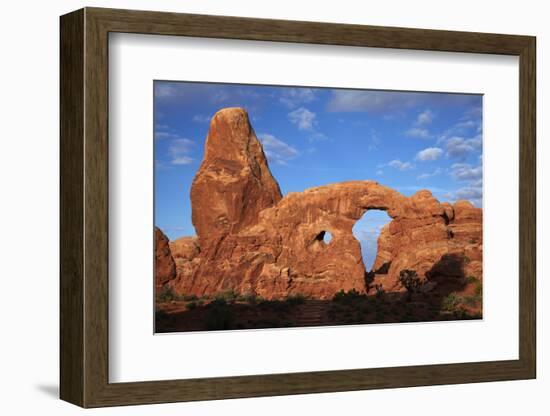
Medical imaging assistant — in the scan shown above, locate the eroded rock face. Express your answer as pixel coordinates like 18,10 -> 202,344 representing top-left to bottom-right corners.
160,107 -> 483,299
190,108 -> 282,247
170,236 -> 200,261
155,227 -> 176,288
370,197 -> 483,293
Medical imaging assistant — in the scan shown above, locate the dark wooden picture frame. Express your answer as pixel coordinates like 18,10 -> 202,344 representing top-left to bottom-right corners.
60,7 -> 536,408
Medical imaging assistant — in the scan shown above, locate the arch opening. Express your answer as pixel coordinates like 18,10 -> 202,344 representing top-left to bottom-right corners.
352,210 -> 392,272
315,230 -> 333,245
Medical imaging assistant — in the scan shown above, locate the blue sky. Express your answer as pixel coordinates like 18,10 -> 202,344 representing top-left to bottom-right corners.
154,81 -> 482,269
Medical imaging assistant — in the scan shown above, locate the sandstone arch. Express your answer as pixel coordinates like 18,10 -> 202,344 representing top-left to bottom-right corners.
157,108 -> 482,300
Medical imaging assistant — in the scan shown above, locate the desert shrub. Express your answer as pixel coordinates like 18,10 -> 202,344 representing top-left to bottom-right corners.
332,289 -> 365,305
157,286 -> 177,303
236,292 -> 258,305
441,293 -> 460,312
474,280 -> 483,296
465,276 -> 478,284
285,293 -> 306,306
374,284 -> 385,299
399,269 -> 421,299
453,306 -> 470,319
214,289 -> 239,303
205,299 -> 234,330
462,295 -> 480,307
186,301 -> 197,310
182,294 -> 198,301
241,293 -> 264,305
208,298 -> 227,308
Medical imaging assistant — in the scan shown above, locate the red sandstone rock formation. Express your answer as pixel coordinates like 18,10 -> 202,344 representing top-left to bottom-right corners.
371,196 -> 482,293
154,227 -> 176,288
170,236 -> 200,260
190,107 -> 282,248
169,236 -> 201,291
159,107 -> 483,300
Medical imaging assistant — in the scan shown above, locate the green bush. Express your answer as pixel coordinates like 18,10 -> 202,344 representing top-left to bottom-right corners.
462,295 -> 481,307
399,269 -> 421,298
441,293 -> 461,312
214,289 -> 239,303
465,276 -> 478,284
374,284 -> 385,299
234,292 -> 262,304
474,280 -> 483,296
285,293 -> 306,306
182,294 -> 198,301
332,289 -> 365,304
186,301 -> 197,310
157,286 -> 177,303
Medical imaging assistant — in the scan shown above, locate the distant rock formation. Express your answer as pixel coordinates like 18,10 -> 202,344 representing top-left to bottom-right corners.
155,108 -> 482,299
154,227 -> 176,289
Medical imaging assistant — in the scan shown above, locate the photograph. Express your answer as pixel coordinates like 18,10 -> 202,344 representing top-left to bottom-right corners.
153,81 -> 483,333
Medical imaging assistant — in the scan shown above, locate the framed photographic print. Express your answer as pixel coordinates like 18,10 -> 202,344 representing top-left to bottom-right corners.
60,7 -> 536,408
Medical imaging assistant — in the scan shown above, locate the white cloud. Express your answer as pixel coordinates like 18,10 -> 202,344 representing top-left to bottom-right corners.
416,109 -> 434,125
309,132 -> 328,141
445,159 -> 483,206
258,133 -> 299,165
376,170 -> 383,176
154,84 -> 177,98
368,130 -> 380,151
280,88 -> 316,108
453,120 -> 477,130
445,135 -> 482,159
171,156 -> 194,165
454,187 -> 482,200
212,89 -> 229,103
464,105 -> 482,119
155,131 -> 178,140
405,127 -> 432,139
387,159 -> 414,171
445,186 -> 483,207
417,167 -> 443,179
169,138 -> 195,165
450,163 -> 482,181
416,147 -> 443,161
288,107 -> 316,131
437,107 -> 482,145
